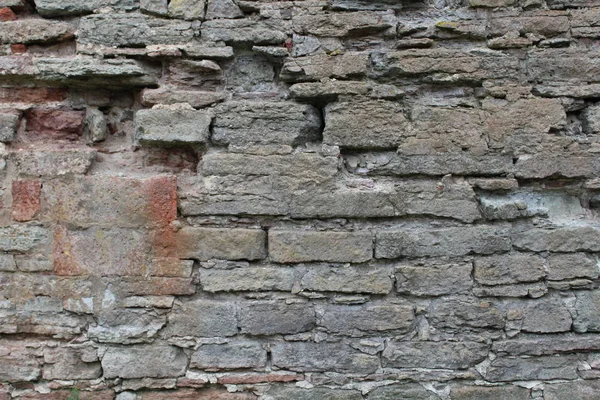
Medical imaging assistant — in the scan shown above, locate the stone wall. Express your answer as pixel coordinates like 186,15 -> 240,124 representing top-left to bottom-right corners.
0,0 -> 600,398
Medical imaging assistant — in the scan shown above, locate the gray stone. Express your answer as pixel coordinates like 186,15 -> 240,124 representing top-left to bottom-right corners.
293,11 -> 395,37
281,53 -> 369,82
361,153 -> 512,177
84,108 -> 108,143
323,100 -> 409,149
376,227 -> 511,258
206,0 -> 244,19
0,225 -> 49,252
473,282 -> 547,298
370,49 -> 520,84
78,14 -> 194,47
267,387 -> 364,400
0,111 -> 18,143
321,304 -> 414,334
42,347 -> 102,380
527,49 -> 600,83
301,265 -> 393,294
164,299 -> 238,337
0,20 -> 73,44
141,88 -> 226,108
134,108 -> 213,146
582,103 -> 600,134
183,45 -> 234,59
240,301 -> 315,335
176,227 -> 266,261
34,0 -> 137,15
200,267 -> 296,292
396,262 -> 473,296
290,189 -> 398,219
88,309 -> 166,343
140,0 -> 168,15
492,334 -> 600,356
212,101 -> 321,147
474,253 -> 545,286
485,355 -> 579,382
289,81 -> 371,100
548,253 -> 599,281
102,345 -> 187,378
0,254 -> 15,271
513,227 -> 600,252
167,0 -> 206,20
201,19 -> 287,45
382,341 -> 488,369
190,341 -> 266,370
574,290 -> 600,332
430,297 -> 505,329
544,381 -> 600,400
449,385 -> 530,400
269,231 -> 373,263
271,342 -> 379,374
513,295 -> 573,333
368,384 -> 439,400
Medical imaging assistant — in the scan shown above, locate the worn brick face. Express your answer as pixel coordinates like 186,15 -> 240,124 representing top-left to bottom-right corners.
12,180 -> 41,222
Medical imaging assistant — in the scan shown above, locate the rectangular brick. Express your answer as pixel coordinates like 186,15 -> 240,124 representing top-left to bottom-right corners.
513,227 -> 600,252
269,230 -> 373,263
176,227 -> 266,261
240,301 -> 315,335
382,341 -> 488,369
301,265 -> 393,294
134,108 -> 212,146
199,266 -> 296,292
376,226 -> 511,258
320,304 -> 414,334
271,342 -> 379,374
395,261 -> 473,296
164,299 -> 237,338
190,341 -> 266,370
12,180 -> 40,222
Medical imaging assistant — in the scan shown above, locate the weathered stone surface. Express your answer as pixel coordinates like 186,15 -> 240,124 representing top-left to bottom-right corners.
11,148 -> 96,176
293,11 -> 395,37
134,108 -> 213,146
485,355 -> 579,381
321,304 -> 414,334
449,385 -> 530,400
271,342 -> 379,374
0,225 -> 48,252
201,19 -> 287,44
509,295 -> 572,333
240,302 -> 315,335
281,53 -> 369,82
544,381 -> 600,400
12,180 -> 41,222
301,265 -> 393,294
167,0 -> 205,20
547,253 -> 599,281
382,341 -> 488,369
368,384 -> 439,400
0,20 -> 73,44
492,334 -> 600,356
376,227 -> 510,258
370,49 -> 520,83
474,253 -> 544,286
513,227 -> 600,252
141,88 -> 227,108
430,297 -> 505,329
212,101 -> 321,147
78,14 -> 194,47
34,0 -> 137,16
0,111 -> 18,143
527,49 -> 600,83
323,100 -> 408,149
573,290 -> 600,333
176,227 -> 266,261
190,341 -> 266,370
206,0 -> 244,19
42,347 -> 101,380
396,262 -> 473,296
267,387 -> 363,400
164,299 -> 237,337
269,231 -> 373,263
200,267 -> 296,292
102,346 -> 187,379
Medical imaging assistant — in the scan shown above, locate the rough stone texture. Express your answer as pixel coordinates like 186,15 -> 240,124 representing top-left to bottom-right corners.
1,0 -> 598,397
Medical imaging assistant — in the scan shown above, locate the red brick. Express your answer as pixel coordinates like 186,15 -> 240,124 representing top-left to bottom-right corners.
0,88 -> 67,103
0,7 -> 16,21
12,180 -> 40,222
10,43 -> 26,54
25,108 -> 85,140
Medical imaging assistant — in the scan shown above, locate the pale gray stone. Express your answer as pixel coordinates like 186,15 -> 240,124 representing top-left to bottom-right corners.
271,342 -> 379,374
368,384 -> 440,400
201,19 -> 287,44
449,385 -> 530,400
34,0 -> 136,15
134,108 -> 213,146
190,341 -> 266,370
474,253 -> 545,286
547,253 -> 599,281
513,227 -> 600,252
206,0 -> 244,19
396,262 -> 473,296
0,225 -> 49,252
102,345 -> 187,378
544,381 -> 600,400
140,88 -> 227,108
269,231 -> 373,263
84,108 -> 108,142
176,227 -> 266,261
574,290 -> 600,332
493,334 -> 600,356
267,387 -> 364,400
0,20 -> 73,44
0,112 -> 18,143
301,265 -> 393,294
164,299 -> 238,337
321,304 -> 414,334
240,301 -> 315,335
281,53 -> 369,82
485,355 -> 579,382
430,297 -> 505,329
382,341 -> 488,369
200,267 -> 296,292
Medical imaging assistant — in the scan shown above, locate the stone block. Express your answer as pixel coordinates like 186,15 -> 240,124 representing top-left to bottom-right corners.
134,108 -> 213,146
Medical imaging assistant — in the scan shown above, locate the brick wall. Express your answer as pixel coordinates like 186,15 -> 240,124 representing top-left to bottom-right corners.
0,0 -> 599,398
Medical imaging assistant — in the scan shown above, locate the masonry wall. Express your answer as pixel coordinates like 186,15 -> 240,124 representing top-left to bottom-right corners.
1,0 -> 600,398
